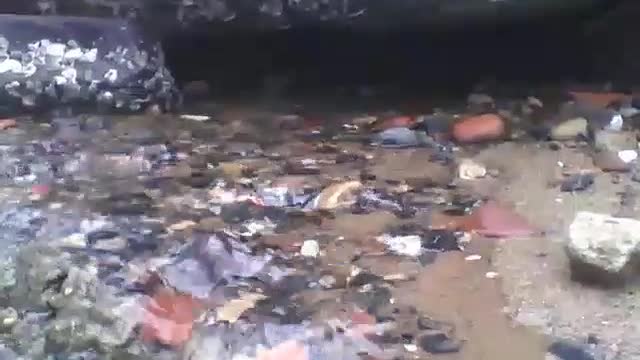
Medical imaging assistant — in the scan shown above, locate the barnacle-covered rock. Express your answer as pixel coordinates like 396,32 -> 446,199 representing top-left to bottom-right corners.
0,14 -> 178,114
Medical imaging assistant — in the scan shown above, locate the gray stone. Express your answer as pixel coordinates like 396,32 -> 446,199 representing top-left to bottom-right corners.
567,211 -> 640,285
550,118 -> 588,141
593,130 -> 637,152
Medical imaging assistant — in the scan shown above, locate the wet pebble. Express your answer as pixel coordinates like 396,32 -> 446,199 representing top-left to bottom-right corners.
0,118 -> 17,130
548,340 -> 595,360
550,117 -> 588,141
560,173 -> 594,192
371,127 -> 426,148
592,151 -> 632,172
418,333 -> 461,354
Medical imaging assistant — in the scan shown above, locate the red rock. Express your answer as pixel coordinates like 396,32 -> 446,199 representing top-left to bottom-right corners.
0,118 -> 16,130
473,201 -> 536,238
430,202 -> 536,238
568,91 -> 628,109
350,310 -> 376,325
452,114 -> 505,143
141,289 -> 203,347
31,184 -> 50,196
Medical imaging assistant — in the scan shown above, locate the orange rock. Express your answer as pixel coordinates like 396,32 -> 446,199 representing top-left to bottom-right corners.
257,340 -> 308,360
452,114 -> 505,143
0,118 -> 16,130
141,289 -> 203,347
568,91 -> 629,108
474,201 -> 536,237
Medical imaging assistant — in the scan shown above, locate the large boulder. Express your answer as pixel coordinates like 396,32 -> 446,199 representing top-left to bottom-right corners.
567,211 -> 640,286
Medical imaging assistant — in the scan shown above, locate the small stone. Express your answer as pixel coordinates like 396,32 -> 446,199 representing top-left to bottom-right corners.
168,220 -> 197,232
216,162 -> 247,180
418,333 -> 461,354
485,271 -> 499,279
371,127 -> 426,148
313,181 -> 363,210
452,114 -> 505,143
550,117 -> 588,140
458,159 -> 486,180
0,118 -> 17,130
318,275 -> 337,289
467,93 -> 495,110
300,240 -> 320,258
197,217 -> 225,232
592,151 -> 632,172
593,130 -> 636,152
567,211 -> 640,285
93,236 -> 128,252
0,307 -> 18,331
548,340 -> 595,360
560,173 -> 594,192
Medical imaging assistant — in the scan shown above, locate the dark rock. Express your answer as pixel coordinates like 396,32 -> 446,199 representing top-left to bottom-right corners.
548,340 -> 595,360
86,230 -> 119,243
418,333 -> 461,354
421,230 -> 461,252
560,174 -> 594,192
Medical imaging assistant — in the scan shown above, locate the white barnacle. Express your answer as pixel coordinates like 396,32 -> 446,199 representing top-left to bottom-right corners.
0,58 -> 22,74
45,42 -> 66,58
64,47 -> 83,62
61,67 -> 77,83
79,48 -> 98,63
104,69 -> 118,83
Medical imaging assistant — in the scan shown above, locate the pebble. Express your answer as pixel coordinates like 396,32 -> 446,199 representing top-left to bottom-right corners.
452,113 -> 505,143
467,93 -> 495,110
418,333 -> 461,354
300,240 -> 320,258
485,271 -> 499,279
560,173 -> 594,192
550,117 -> 588,140
593,130 -> 636,152
92,236 -> 128,252
0,118 -> 17,130
313,181 -> 363,210
592,151 -> 632,172
372,127 -> 426,148
168,220 -> 197,232
458,159 -> 487,180
0,307 -> 18,330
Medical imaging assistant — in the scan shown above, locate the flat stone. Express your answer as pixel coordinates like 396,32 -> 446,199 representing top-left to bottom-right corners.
550,117 -> 588,141
567,211 -> 640,285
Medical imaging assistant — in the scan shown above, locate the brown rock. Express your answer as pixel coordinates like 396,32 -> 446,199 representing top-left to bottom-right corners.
216,162 -> 248,180
452,114 -> 506,143
197,217 -> 225,232
593,151 -> 632,172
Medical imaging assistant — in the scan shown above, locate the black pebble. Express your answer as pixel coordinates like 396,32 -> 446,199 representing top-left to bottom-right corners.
418,333 -> 461,354
548,340 -> 595,360
560,174 -> 594,192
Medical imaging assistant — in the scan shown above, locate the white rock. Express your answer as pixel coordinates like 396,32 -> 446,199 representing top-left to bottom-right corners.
0,59 -> 22,73
45,43 -> 66,57
377,234 -> 422,257
300,240 -> 320,258
567,211 -> 640,275
458,159 -> 486,180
